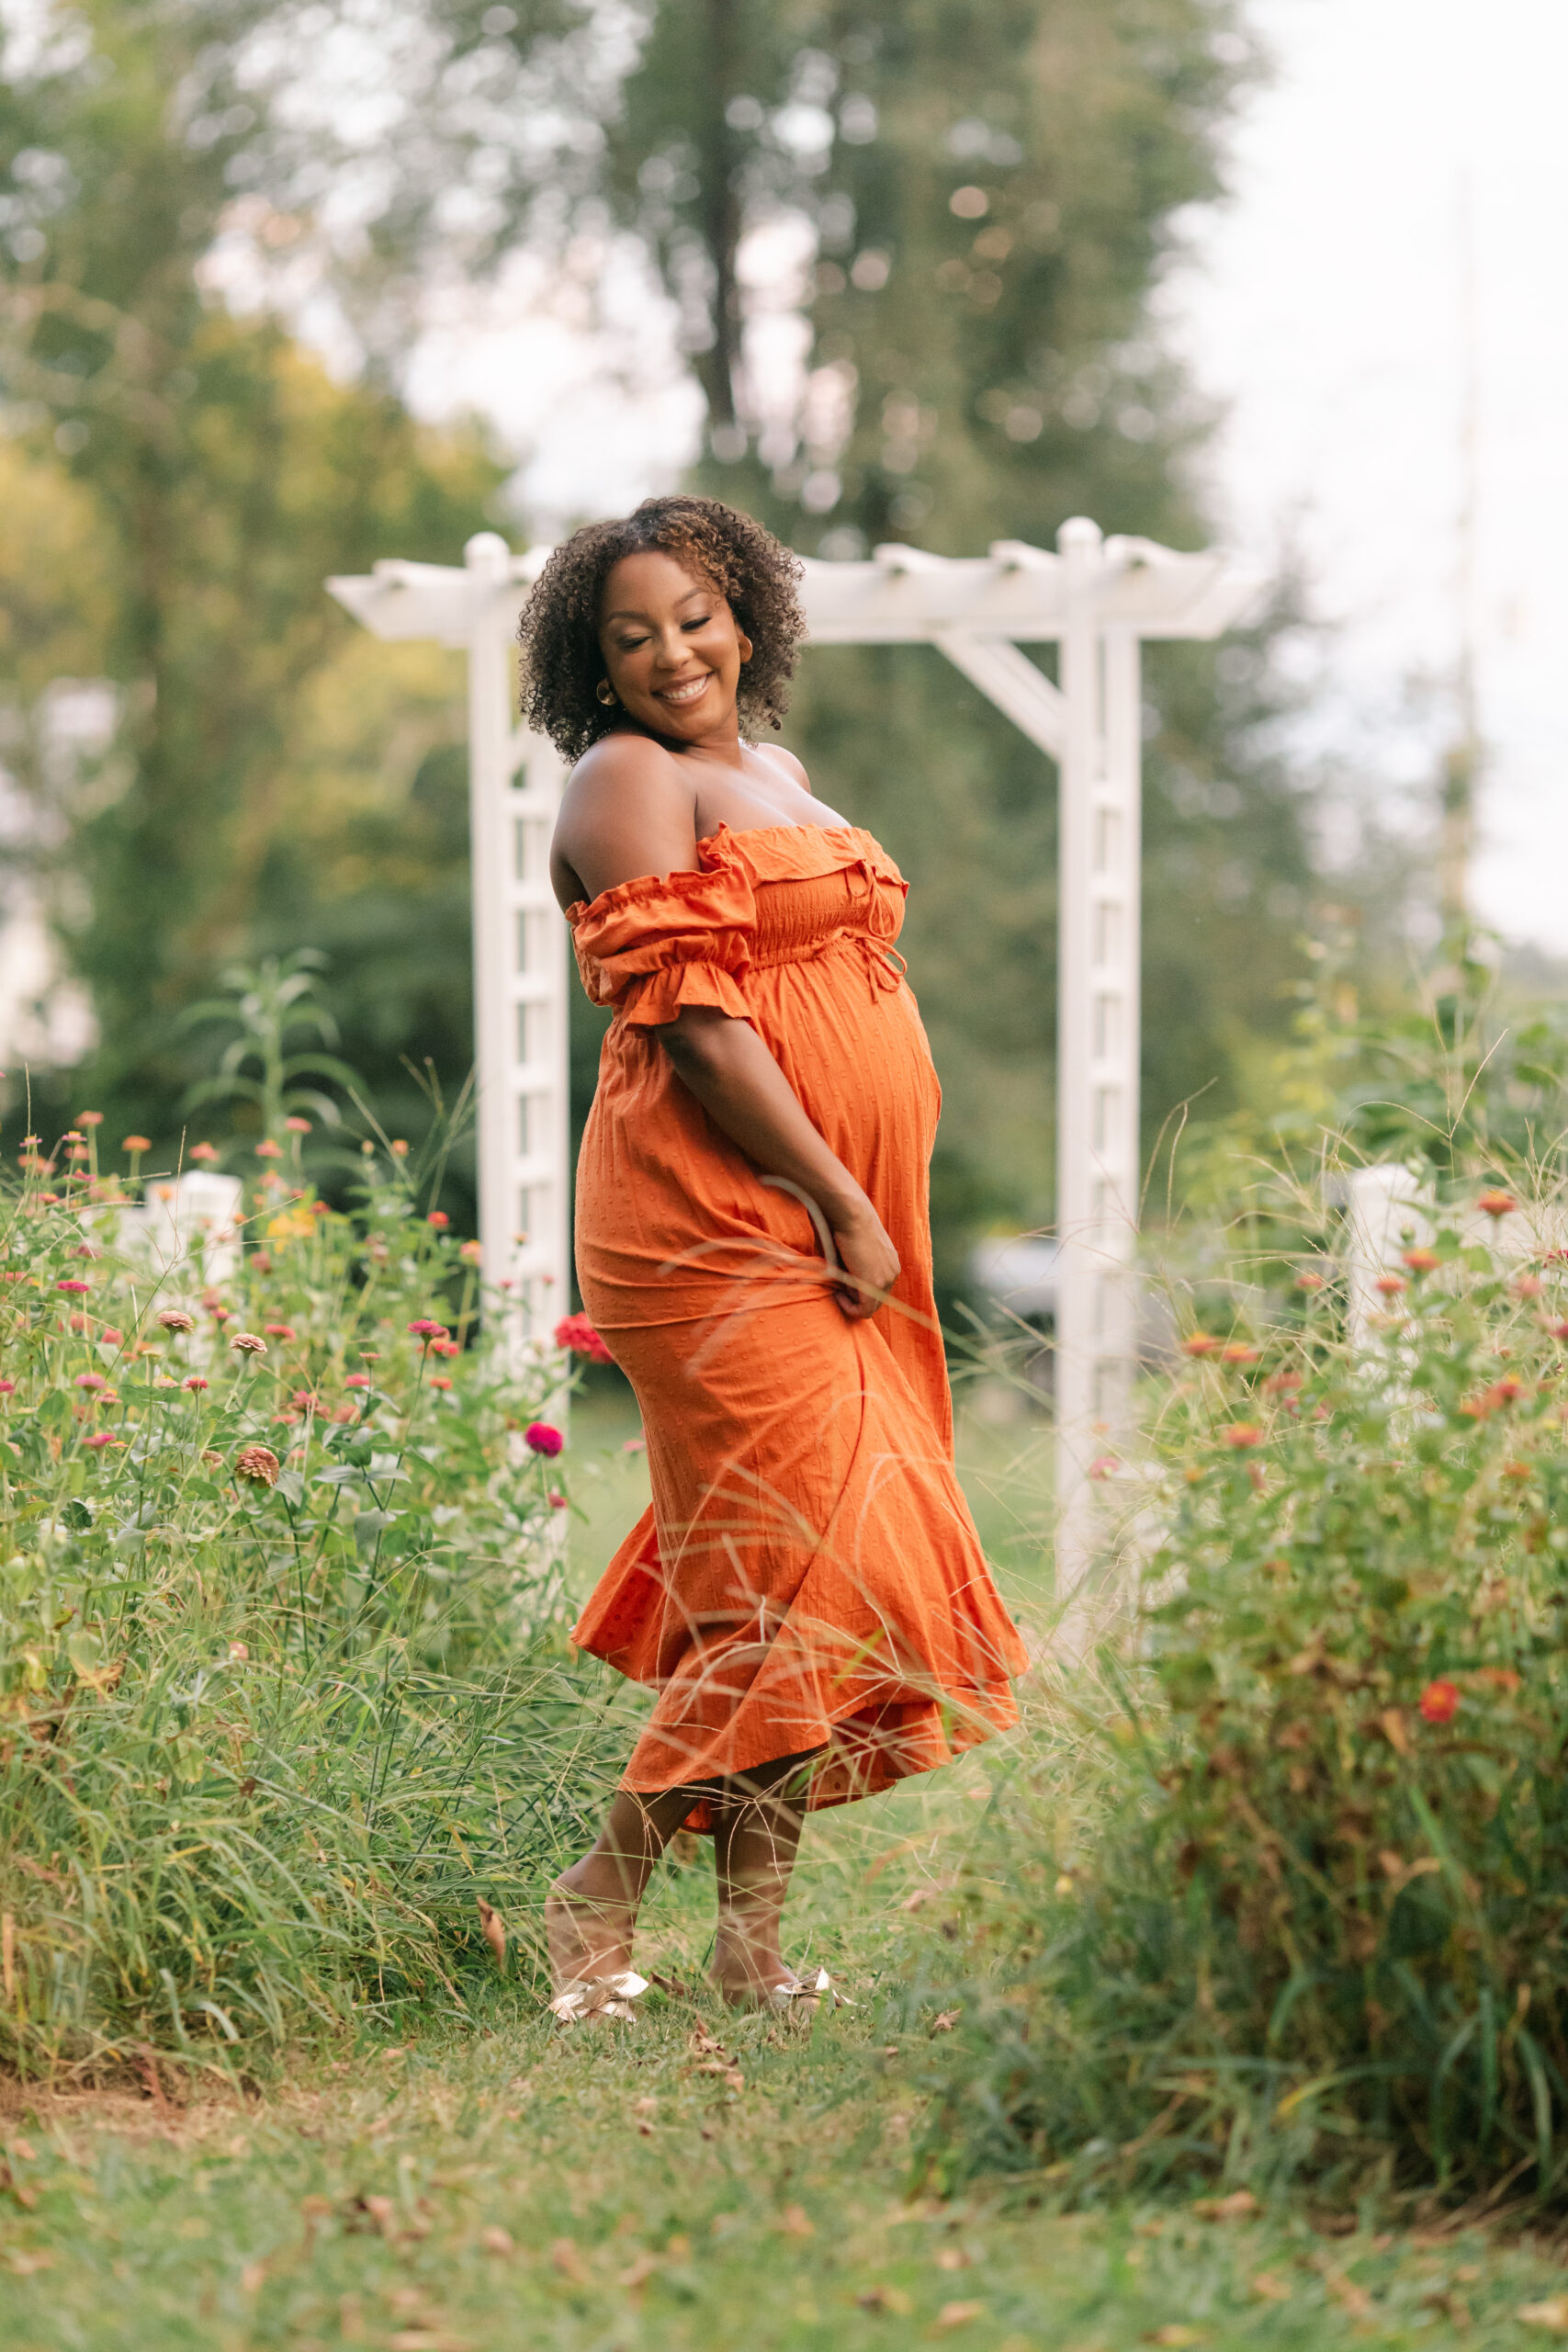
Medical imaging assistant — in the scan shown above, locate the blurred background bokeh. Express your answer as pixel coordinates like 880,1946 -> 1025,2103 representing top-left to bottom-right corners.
1,0 -> 1559,1315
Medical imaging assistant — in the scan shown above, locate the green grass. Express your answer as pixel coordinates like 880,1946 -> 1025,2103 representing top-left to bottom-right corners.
5,1752 -> 1566,2350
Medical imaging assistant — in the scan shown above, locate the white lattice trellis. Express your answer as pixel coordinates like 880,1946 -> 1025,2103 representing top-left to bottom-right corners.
328,519 -> 1258,1596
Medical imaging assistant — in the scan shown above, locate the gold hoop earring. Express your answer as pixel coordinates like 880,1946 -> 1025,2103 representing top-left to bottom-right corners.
595,679 -> 617,707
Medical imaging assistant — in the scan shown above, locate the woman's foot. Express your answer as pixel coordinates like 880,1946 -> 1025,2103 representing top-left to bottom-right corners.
544,1869 -> 634,1995
710,1917 -> 796,2008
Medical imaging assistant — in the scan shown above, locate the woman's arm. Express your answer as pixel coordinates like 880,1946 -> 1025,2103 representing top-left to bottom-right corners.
660,1009 -> 899,1320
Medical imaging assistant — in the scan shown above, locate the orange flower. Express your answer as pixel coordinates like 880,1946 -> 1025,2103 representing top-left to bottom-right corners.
1402,1248 -> 1439,1272
1418,1679 -> 1460,1724
1295,1270 -> 1325,1291
285,1115 -> 311,1134
123,1136 -> 152,1153
255,1140 -> 282,1159
1182,1333 -> 1220,1357
1222,1422 -> 1263,1450
1221,1342 -> 1259,1364
1473,1667 -> 1521,1694
76,1111 -> 103,1127
189,1142 -> 220,1164
1514,1273 -> 1543,1300
1477,1189 -> 1517,1219
1374,1272 -> 1406,1296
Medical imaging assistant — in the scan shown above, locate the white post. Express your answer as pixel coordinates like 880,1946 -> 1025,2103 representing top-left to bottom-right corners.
463,534 -> 570,1363
1055,523 -> 1144,1611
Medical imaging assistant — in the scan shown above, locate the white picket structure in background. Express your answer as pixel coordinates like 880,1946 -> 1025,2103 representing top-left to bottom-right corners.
328,520 -> 1258,1595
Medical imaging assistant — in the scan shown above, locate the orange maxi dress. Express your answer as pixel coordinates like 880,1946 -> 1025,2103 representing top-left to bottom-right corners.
568,821 -> 1028,1821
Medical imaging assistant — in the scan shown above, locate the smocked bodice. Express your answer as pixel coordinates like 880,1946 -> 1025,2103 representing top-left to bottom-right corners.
568,823 -> 908,1028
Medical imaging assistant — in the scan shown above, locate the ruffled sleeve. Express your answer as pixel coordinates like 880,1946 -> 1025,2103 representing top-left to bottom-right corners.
568,856 -> 756,1030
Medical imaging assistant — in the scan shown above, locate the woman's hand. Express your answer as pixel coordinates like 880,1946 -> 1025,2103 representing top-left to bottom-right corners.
827,1196 -> 900,1320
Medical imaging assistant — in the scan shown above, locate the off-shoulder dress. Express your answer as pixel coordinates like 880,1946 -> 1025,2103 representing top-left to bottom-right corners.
567,820 -> 1027,1824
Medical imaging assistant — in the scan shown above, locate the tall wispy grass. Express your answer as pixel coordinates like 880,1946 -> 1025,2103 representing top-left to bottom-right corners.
1,1130 -> 632,2082
923,1117 -> 1568,2211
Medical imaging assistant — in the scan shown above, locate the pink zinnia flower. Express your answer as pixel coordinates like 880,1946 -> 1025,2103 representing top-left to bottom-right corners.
408,1318 -> 446,1340
230,1331 -> 267,1356
1295,1270 -> 1325,1291
159,1307 -> 197,1333
1403,1248 -> 1439,1273
1374,1272 -> 1406,1296
344,1374 -> 371,1391
74,1372 -> 107,1391
255,1140 -> 283,1159
76,1111 -> 103,1127
548,1490 -> 568,1510
101,1328 -> 123,1345
234,1443 -> 281,1487
1222,1422 -> 1263,1450
123,1136 -> 152,1154
0,1380 -> 15,1396
525,1421 -> 564,1457
459,1238 -> 482,1265
189,1142 -> 220,1164
285,1115 -> 311,1134
390,1139 -> 410,1159
82,1431 -> 119,1450
264,1324 -> 296,1340
57,1279 -> 90,1295
1181,1333 -> 1219,1357
430,1374 -> 453,1390
183,1375 -> 209,1392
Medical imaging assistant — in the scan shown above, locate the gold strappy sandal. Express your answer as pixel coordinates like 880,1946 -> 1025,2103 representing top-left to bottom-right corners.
767,1967 -> 852,2013
547,1969 -> 649,2025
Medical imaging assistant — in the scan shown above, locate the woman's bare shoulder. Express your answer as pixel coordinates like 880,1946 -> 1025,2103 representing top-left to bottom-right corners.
750,741 -> 812,794
552,732 -> 701,909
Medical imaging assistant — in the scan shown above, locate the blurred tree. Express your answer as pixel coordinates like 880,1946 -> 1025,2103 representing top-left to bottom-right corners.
586,0 -> 1348,1292
0,0 -> 505,1162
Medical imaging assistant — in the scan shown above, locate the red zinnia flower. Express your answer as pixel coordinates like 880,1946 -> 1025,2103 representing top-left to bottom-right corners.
1295,1270 -> 1325,1292
525,1421 -> 564,1457
554,1313 -> 614,1364
1374,1272 -> 1406,1296
427,1210 -> 450,1229
1477,1190 -> 1517,1219
182,1375 -> 209,1392
548,1490 -> 568,1509
1222,1422 -> 1263,1450
1419,1679 -> 1460,1724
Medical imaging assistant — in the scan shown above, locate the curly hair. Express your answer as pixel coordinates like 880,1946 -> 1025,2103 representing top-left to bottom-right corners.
517,495 -> 807,763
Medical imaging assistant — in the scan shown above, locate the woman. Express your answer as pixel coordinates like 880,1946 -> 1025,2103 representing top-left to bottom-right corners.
523,494 -> 1027,2018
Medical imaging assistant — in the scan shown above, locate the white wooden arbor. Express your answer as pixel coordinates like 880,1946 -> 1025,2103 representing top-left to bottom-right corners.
328,521 -> 1257,1596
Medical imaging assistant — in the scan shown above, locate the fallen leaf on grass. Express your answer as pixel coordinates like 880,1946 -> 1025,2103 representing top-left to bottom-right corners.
387,2333 -> 471,2352
240,2261 -> 266,2295
1143,2330 -> 1207,2347
935,2301 -> 987,2331
479,2226 -> 513,2256
780,2203 -> 814,2238
352,2192 -> 396,2237
690,2028 -> 725,2055
1192,2190 -> 1258,2222
551,2237 -> 590,2285
9,2139 -> 36,2163
1520,2299 -> 1568,2333
618,2252 -> 660,2291
1325,2273 -> 1373,2320
1250,2273 -> 1292,2303
7,2248 -> 55,2275
931,2010 -> 960,2034
857,2286 -> 914,2315
936,2246 -> 973,2271
1,2161 -> 38,2210
476,1899 -> 505,1969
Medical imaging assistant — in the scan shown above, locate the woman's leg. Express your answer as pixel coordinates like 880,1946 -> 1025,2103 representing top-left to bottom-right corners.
709,1751 -> 816,2003
545,1783 -> 695,1986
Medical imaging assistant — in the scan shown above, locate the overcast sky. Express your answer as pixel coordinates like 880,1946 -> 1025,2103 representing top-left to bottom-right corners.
1167,0 -> 1568,953
405,0 -> 1568,953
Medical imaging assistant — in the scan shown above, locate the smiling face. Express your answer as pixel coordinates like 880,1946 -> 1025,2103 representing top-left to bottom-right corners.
596,548 -> 752,747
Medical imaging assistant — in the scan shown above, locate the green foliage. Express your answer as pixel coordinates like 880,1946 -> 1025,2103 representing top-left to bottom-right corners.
0,1133 -> 629,2078
178,950 -> 361,1144
928,1173 -> 1568,2206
